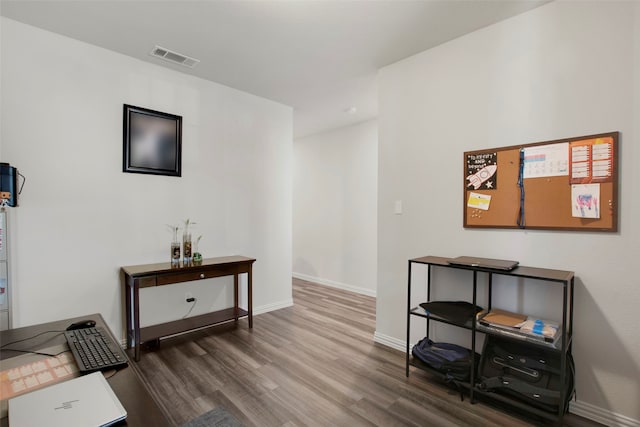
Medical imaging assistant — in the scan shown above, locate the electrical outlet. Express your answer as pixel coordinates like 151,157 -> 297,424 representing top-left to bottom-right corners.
185,292 -> 193,302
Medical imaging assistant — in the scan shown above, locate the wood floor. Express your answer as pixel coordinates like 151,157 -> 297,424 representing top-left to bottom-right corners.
132,278 -> 602,427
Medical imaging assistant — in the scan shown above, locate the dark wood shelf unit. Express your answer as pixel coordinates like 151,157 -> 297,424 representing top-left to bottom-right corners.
405,255 -> 574,422
410,255 -> 575,283
122,255 -> 256,361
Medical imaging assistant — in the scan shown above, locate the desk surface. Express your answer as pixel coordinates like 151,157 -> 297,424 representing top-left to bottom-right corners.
0,314 -> 170,426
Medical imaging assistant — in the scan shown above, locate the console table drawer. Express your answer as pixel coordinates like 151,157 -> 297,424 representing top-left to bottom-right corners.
137,276 -> 157,288
156,267 -> 236,285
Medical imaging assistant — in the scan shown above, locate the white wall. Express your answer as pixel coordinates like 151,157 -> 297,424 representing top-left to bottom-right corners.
1,18 -> 293,337
377,2 -> 640,425
293,120 -> 377,296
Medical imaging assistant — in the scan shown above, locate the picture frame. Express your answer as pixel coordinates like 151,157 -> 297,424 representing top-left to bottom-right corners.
123,104 -> 182,176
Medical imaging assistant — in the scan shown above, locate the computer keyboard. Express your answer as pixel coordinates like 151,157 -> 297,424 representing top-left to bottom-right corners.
64,327 -> 129,373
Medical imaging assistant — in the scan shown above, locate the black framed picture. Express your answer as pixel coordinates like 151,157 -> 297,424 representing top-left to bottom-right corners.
123,104 -> 182,176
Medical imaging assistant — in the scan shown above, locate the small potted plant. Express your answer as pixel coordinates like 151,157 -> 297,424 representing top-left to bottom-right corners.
193,235 -> 203,264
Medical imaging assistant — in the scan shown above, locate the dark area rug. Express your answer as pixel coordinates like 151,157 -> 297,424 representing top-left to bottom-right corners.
181,406 -> 244,427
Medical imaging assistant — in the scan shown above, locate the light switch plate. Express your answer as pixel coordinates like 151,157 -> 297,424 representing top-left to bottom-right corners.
394,200 -> 403,215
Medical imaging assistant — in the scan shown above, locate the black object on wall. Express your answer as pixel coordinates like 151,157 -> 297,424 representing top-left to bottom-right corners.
123,104 -> 182,177
0,163 -> 19,207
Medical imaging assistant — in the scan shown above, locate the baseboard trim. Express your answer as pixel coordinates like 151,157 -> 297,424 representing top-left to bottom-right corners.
373,331 -> 405,352
254,298 -> 294,315
569,400 -> 640,427
292,272 -> 376,297
373,333 -> 640,426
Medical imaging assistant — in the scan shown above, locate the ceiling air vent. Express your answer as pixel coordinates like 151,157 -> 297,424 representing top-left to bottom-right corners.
150,45 -> 200,69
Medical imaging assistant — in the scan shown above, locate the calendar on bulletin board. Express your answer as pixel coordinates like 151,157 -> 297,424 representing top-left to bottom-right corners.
463,132 -> 618,232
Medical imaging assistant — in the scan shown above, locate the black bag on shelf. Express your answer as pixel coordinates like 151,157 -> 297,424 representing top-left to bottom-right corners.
418,301 -> 483,325
411,337 -> 478,382
478,335 -> 575,413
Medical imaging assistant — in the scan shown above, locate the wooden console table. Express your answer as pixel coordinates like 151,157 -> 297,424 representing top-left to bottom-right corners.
122,256 -> 256,361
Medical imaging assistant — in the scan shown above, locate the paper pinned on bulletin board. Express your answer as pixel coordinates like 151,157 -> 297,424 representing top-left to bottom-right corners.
572,184 -> 600,218
466,152 -> 498,190
523,143 -> 569,179
467,192 -> 491,211
570,136 -> 614,184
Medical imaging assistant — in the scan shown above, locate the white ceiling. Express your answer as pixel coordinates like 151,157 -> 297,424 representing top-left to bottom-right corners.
1,0 -> 547,138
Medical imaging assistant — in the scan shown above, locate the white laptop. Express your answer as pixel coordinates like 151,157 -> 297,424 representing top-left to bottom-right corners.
9,371 -> 127,427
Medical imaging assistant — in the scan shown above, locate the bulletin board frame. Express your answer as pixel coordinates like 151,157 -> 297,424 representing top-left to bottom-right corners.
463,131 -> 618,232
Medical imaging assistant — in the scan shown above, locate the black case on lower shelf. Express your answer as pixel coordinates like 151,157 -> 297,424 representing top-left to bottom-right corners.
478,335 -> 574,414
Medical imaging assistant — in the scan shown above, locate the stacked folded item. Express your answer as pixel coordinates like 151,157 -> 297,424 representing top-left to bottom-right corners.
519,318 -> 559,339
477,308 -> 561,347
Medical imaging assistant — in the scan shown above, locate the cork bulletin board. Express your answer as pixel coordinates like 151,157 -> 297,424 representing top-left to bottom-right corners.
463,131 -> 618,231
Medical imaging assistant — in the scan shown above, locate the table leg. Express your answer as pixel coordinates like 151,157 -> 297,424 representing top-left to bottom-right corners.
248,266 -> 253,328
133,281 -> 141,361
234,273 -> 239,321
125,280 -> 133,349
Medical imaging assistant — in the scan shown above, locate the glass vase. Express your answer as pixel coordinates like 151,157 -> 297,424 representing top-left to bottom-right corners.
183,232 -> 192,265
171,229 -> 180,266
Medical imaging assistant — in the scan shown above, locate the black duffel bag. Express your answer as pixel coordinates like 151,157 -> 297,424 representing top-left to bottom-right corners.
478,335 -> 575,413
